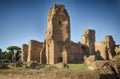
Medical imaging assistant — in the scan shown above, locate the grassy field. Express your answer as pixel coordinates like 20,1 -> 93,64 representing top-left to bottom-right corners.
0,64 -> 95,74
0,64 -> 117,79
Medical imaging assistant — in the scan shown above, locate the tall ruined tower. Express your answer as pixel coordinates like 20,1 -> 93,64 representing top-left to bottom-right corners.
82,29 -> 95,56
45,4 -> 70,64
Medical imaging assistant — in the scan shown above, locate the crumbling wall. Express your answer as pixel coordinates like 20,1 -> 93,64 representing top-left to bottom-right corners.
20,4 -> 120,65
84,55 -> 95,65
95,42 -> 107,60
22,44 -> 28,62
82,29 -> 95,55
27,40 -> 43,62
40,42 -> 46,64
95,35 -> 115,60
69,41 -> 84,63
115,45 -> 120,54
105,35 -> 115,59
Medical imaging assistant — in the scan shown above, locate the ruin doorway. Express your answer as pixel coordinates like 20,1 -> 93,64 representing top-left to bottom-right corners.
58,57 -> 63,63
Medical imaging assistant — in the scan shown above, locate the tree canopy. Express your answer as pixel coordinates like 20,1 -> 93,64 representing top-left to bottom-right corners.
7,46 -> 21,51
7,46 -> 21,62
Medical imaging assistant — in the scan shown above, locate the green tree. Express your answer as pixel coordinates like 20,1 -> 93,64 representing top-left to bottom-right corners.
2,51 -> 9,60
7,46 -> 21,62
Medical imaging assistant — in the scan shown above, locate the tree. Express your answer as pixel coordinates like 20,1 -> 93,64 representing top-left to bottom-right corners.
7,46 -> 21,62
7,46 -> 21,52
2,51 -> 9,60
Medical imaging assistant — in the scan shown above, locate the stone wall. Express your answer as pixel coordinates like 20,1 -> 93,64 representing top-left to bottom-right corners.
21,4 -> 119,64
105,35 -> 115,59
95,42 -> 107,60
115,45 -> 120,54
82,29 -> 95,55
69,41 -> 84,63
95,35 -> 115,60
84,55 -> 95,65
40,43 -> 46,64
22,44 -> 28,62
27,40 -> 43,62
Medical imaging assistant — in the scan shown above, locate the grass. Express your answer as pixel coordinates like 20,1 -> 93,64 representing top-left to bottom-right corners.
68,64 -> 89,69
0,64 -> 92,74
0,64 -> 118,79
0,64 -> 111,75
38,64 -> 95,75
61,64 -> 96,75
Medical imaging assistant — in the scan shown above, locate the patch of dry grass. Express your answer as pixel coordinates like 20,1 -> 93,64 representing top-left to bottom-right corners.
1,64 -> 116,79
0,64 -> 93,74
0,64 -> 110,75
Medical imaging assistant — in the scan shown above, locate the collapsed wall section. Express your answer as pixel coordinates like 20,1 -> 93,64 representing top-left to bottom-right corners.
27,40 -> 43,62
95,42 -> 107,60
105,35 -> 115,59
115,45 -> 120,54
22,44 -> 28,62
95,35 -> 116,60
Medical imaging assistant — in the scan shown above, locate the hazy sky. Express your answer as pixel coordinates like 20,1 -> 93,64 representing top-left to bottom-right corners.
0,0 -> 120,51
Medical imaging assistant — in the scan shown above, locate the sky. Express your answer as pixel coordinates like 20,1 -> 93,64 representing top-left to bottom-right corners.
0,0 -> 120,51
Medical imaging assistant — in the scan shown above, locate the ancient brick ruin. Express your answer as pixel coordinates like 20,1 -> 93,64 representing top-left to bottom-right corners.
115,45 -> 120,54
22,40 -> 43,62
95,35 -> 116,60
82,29 -> 95,56
27,40 -> 43,62
22,4 -> 119,64
21,44 -> 28,62
44,4 -> 71,64
69,41 -> 84,63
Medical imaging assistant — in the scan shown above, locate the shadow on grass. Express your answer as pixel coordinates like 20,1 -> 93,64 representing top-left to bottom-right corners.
100,74 -> 120,79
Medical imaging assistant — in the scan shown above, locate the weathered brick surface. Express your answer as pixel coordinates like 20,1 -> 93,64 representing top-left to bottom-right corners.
69,41 -> 84,63
82,29 -> 95,56
21,4 -> 119,64
95,35 -> 115,60
22,44 -> 28,62
115,45 -> 120,54
45,4 -> 70,64
27,40 -> 43,62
